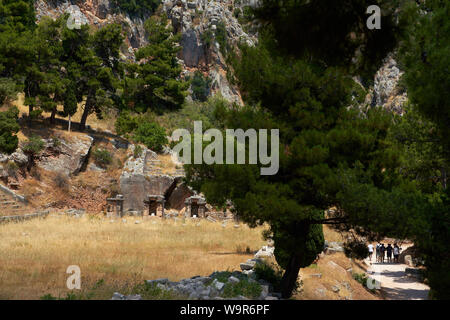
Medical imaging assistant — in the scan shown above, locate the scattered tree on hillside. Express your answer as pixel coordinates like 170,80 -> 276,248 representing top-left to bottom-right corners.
0,0 -> 35,33
133,121 -> 167,152
190,71 -> 211,102
111,0 -> 161,17
115,110 -> 167,151
63,85 -> 77,132
0,0 -> 36,108
123,14 -> 188,113
23,16 -> 66,123
22,134 -> 44,171
74,23 -> 125,130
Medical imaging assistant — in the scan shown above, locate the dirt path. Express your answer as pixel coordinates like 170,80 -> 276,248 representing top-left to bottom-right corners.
364,256 -> 430,300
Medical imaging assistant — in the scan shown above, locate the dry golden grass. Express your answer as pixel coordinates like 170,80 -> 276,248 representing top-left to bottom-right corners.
0,215 -> 266,299
154,154 -> 179,175
323,225 -> 346,243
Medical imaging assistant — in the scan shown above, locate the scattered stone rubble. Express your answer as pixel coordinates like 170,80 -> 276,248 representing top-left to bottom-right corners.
323,240 -> 345,255
112,242 -> 280,300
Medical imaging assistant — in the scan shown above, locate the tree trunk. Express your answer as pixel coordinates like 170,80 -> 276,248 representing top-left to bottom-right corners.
28,105 -> 33,125
26,154 -> 33,172
280,254 -> 302,299
68,115 -> 71,132
50,108 -> 56,124
80,101 -> 91,131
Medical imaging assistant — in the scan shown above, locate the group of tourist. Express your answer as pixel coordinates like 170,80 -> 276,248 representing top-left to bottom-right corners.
367,243 -> 402,263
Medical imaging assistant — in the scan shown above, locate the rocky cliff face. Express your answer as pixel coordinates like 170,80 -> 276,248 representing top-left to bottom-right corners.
162,0 -> 256,104
33,1 -> 407,110
34,0 -> 255,104
370,54 -> 408,114
34,0 -> 148,60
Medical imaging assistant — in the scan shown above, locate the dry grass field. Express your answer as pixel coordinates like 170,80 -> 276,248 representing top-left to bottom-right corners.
0,215 -> 266,300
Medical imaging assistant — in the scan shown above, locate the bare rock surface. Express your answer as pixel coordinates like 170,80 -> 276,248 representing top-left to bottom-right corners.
38,134 -> 94,176
119,145 -> 176,212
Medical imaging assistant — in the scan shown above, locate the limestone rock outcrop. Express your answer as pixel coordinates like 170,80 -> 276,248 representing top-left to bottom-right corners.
38,134 -> 94,176
163,0 -> 256,105
371,55 -> 408,114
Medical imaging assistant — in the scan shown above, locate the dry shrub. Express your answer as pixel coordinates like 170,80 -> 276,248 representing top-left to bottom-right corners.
235,244 -> 253,254
5,161 -> 19,178
20,179 -> 42,206
52,172 -> 70,193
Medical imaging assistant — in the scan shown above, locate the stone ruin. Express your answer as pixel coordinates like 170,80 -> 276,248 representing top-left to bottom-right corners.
106,194 -> 124,218
105,192 -> 234,221
184,195 -> 207,218
143,194 -> 166,218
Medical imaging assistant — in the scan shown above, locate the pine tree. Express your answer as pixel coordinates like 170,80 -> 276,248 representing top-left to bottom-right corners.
61,21 -> 124,130
0,106 -> 19,154
184,0 -> 407,298
23,16 -> 65,122
63,85 -> 77,132
397,0 -> 450,299
124,14 -> 188,113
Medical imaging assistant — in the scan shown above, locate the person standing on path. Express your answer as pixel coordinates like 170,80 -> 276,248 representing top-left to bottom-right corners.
368,243 -> 374,262
380,244 -> 386,263
393,244 -> 400,263
376,243 -> 381,262
386,244 -> 393,263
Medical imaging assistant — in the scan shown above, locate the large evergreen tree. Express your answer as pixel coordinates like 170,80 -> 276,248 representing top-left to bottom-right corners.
123,14 -> 188,113
396,0 -> 450,299
77,23 -> 125,130
61,21 -> 124,130
184,0 -> 409,298
23,16 -> 66,122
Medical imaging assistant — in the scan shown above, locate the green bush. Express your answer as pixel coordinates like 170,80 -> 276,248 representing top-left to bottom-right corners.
22,135 -> 45,156
133,122 -> 168,152
210,271 -> 233,284
0,78 -> 18,104
201,29 -> 214,48
344,241 -> 369,260
115,111 -> 139,137
111,0 -> 161,16
190,71 -> 211,102
253,261 -> 283,291
233,8 -> 241,19
29,109 -> 43,119
222,278 -> 262,299
215,21 -> 228,55
131,281 -> 185,300
352,272 -> 368,285
156,96 -> 229,134
134,144 -> 143,158
0,106 -> 19,154
92,148 -> 113,168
